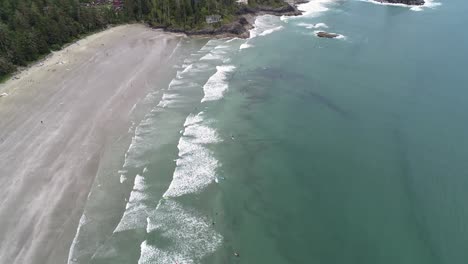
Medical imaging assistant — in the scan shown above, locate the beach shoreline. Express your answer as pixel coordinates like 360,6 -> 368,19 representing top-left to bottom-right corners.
0,24 -> 184,264
0,4 -> 305,263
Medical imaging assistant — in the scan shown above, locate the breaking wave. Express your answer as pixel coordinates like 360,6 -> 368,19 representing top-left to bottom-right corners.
297,22 -> 329,29
201,65 -> 236,102
163,112 -> 220,198
139,200 -> 222,264
250,15 -> 284,38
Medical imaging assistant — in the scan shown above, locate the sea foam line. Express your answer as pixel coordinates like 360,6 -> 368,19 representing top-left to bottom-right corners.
67,214 -> 90,263
259,26 -> 284,37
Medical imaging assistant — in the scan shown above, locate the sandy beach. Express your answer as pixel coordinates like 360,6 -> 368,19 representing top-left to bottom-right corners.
0,24 -> 183,264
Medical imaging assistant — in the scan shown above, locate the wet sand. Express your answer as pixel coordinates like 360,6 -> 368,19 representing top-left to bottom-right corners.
0,24 -> 183,264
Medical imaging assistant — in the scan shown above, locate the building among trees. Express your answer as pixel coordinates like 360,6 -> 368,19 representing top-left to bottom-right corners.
206,15 -> 221,24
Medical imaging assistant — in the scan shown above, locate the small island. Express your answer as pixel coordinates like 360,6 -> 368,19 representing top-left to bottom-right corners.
374,0 -> 425,5
316,32 -> 339,39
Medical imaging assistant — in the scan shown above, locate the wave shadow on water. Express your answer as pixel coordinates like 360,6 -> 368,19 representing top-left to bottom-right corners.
302,89 -> 351,118
236,66 -> 353,119
392,127 -> 441,263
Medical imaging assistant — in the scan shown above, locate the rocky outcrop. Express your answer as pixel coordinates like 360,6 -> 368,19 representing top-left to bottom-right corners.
165,17 -> 251,38
158,2 -> 303,38
316,31 -> 339,38
374,0 -> 425,5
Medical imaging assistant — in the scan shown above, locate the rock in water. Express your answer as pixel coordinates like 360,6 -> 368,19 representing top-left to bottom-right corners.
374,0 -> 425,5
316,32 -> 339,39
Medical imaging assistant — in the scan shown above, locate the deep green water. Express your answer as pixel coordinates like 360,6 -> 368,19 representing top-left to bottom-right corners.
69,1 -> 468,263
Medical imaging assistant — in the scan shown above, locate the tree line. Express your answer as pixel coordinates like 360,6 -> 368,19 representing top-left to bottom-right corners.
0,0 -> 283,79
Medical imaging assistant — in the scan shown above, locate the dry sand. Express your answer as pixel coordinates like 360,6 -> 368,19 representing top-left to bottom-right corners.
0,24 -> 183,264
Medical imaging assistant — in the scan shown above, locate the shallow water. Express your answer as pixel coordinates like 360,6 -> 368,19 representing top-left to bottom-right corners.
70,0 -> 468,263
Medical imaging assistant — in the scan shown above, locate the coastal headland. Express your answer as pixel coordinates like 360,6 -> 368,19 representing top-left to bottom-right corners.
154,0 -> 306,38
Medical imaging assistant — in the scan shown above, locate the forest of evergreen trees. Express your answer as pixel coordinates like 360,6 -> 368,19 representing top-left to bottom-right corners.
0,0 -> 284,79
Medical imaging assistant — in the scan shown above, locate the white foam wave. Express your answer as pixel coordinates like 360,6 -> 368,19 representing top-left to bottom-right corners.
183,111 -> 205,127
139,242 -> 186,264
336,34 -> 347,40
67,214 -> 90,263
240,43 -> 253,50
199,39 -> 224,52
361,0 -> 441,11
139,200 -> 222,264
200,53 -> 225,61
178,124 -> 220,152
114,174 -> 149,232
260,26 -> 284,36
120,174 -> 127,183
163,113 -> 220,198
315,23 -> 329,28
157,93 -> 180,108
422,0 -> 441,9
179,63 -> 212,75
201,65 -> 236,102
297,0 -> 336,17
177,61 -> 211,78
225,37 -> 240,43
123,134 -> 146,168
168,79 -> 184,89
180,64 -> 193,74
297,22 -> 328,29
214,45 -> 230,49
250,15 -> 283,38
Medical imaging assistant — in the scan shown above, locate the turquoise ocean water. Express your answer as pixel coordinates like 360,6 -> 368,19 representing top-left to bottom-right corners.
69,0 -> 468,263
